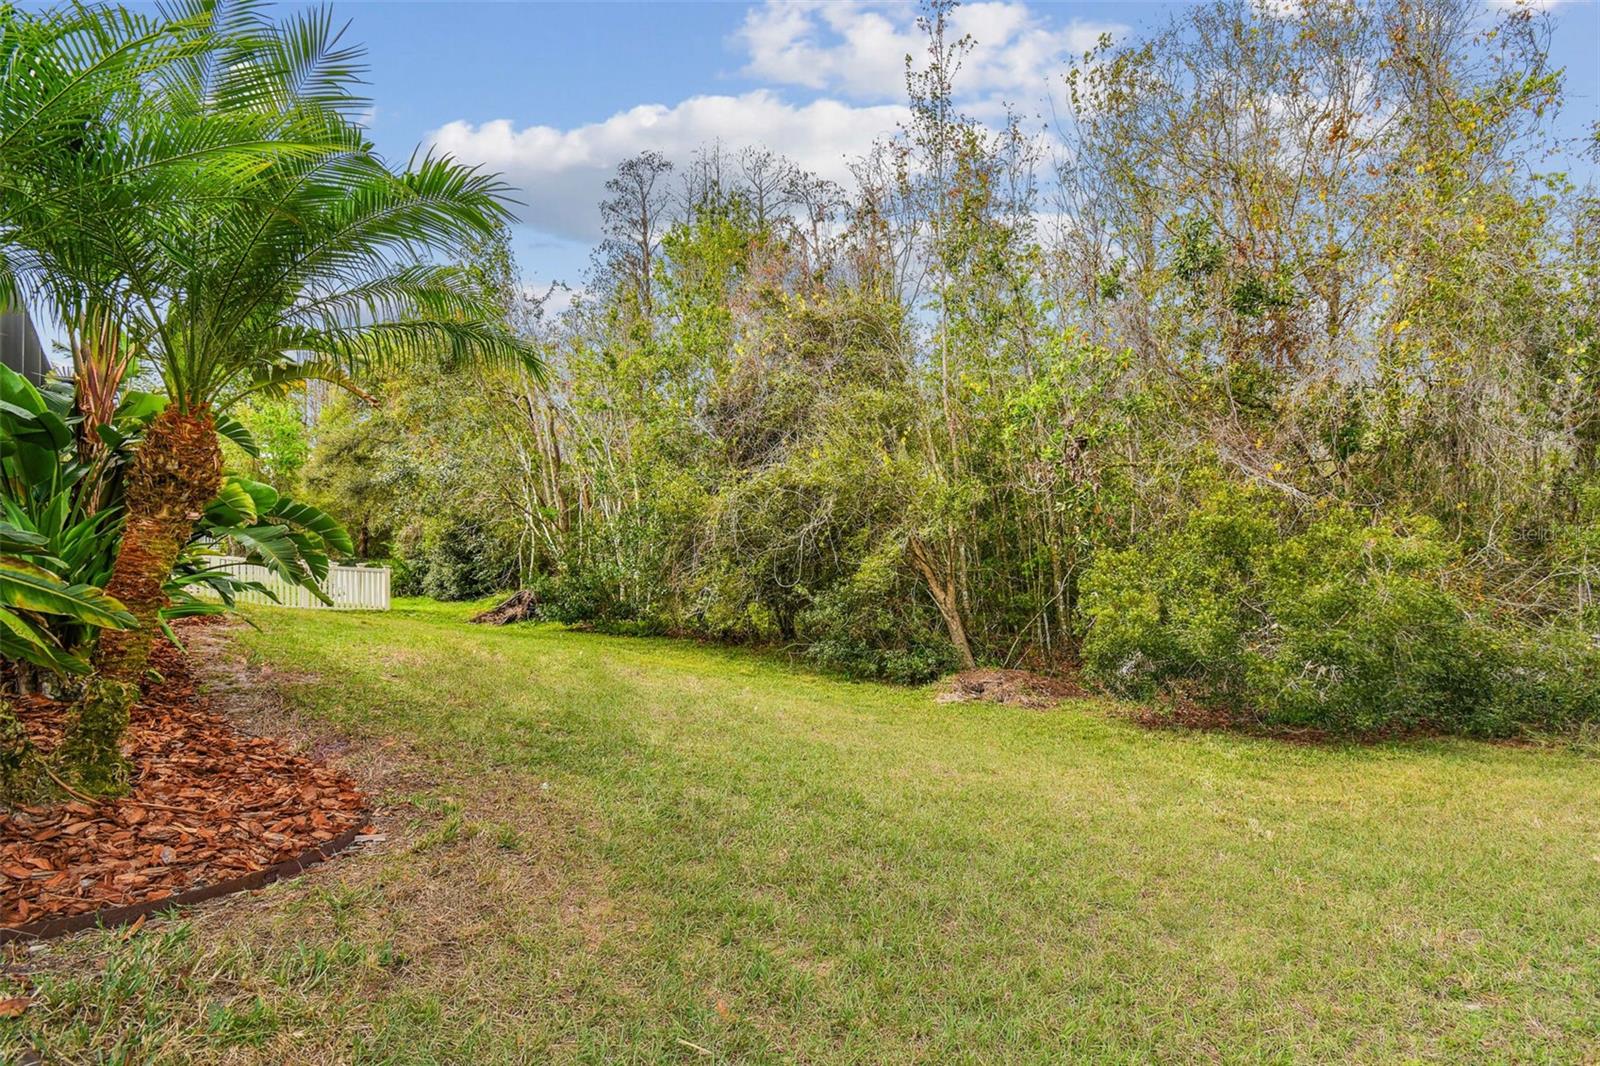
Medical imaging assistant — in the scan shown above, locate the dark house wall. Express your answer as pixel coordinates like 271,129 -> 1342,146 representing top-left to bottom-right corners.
0,310 -> 50,384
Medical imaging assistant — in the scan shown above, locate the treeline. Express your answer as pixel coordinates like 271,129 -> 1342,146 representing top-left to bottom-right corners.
291,0 -> 1600,735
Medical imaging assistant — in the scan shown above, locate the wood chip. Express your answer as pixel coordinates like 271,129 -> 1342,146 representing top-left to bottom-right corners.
2,627 -> 367,927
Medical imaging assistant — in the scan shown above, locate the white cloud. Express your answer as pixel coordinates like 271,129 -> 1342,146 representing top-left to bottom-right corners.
734,2 -> 910,99
428,1 -> 1124,253
734,0 -> 1122,104
429,91 -> 905,242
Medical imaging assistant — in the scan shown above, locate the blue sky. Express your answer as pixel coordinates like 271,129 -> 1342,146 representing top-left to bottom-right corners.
343,0 -> 1152,290
10,0 -> 1595,306
27,0 -> 1600,306
329,0 -> 1600,297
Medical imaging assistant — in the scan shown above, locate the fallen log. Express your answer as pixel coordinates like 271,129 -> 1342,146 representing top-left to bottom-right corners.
469,589 -> 540,625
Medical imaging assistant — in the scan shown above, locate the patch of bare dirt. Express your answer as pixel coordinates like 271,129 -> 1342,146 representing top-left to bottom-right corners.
182,625 -> 413,784
935,668 -> 1086,709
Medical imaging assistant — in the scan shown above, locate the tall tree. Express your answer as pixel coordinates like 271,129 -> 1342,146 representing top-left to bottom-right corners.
598,151 -> 674,323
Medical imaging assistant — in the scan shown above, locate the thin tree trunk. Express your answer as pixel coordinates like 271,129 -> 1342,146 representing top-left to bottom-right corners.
57,405 -> 222,795
908,534 -> 977,671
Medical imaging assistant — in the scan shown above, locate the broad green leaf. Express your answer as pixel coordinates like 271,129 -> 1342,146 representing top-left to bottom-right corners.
206,478 -> 259,526
215,412 -> 261,457
0,556 -> 137,628
0,365 -> 45,416
232,477 -> 281,515
31,407 -> 73,451
269,496 -> 354,555
0,521 -> 47,553
211,524 -> 308,578
113,391 -> 167,424
0,606 -> 89,674
285,530 -> 331,582
212,524 -> 335,605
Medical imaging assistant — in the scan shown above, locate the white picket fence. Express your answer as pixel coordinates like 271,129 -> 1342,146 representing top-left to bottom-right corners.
204,555 -> 391,611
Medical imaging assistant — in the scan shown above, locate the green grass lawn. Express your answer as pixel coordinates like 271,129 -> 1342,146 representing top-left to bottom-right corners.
8,599 -> 1600,1063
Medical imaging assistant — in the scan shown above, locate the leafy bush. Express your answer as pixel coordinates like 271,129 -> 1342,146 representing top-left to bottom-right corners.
523,570 -> 602,624
1477,626 -> 1600,736
797,546 -> 959,684
1080,485 -> 1600,736
1079,481 -> 1276,702
375,557 -> 423,598
1248,516 -> 1491,733
400,520 -> 513,602
524,569 -> 665,635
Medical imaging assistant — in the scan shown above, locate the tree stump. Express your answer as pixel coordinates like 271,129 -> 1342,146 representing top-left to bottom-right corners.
469,589 -> 540,625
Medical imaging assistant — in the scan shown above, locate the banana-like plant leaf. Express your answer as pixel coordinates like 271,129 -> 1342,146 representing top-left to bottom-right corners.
207,525 -> 331,603
284,530 -> 332,583
205,477 -> 259,526
0,365 -> 45,416
168,565 -> 275,606
0,556 -> 137,628
209,524 -> 300,573
31,407 -> 74,451
112,390 -> 166,425
0,521 -> 47,553
268,496 -> 354,555
96,422 -> 133,450
0,374 -> 78,454
215,412 -> 261,457
230,476 -> 281,515
0,606 -> 90,674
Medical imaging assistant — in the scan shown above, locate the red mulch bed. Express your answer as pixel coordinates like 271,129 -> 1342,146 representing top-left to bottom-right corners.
2,634 -> 367,929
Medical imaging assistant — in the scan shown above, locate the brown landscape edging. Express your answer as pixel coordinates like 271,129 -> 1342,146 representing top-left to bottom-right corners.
0,817 -> 369,946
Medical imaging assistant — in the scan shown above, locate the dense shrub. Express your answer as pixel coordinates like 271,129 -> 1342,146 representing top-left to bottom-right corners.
290,0 -> 1598,732
1078,482 -> 1276,702
380,556 -> 424,598
1476,627 -> 1600,736
1081,486 -> 1600,736
524,569 -> 666,635
520,549 -> 950,680
796,548 -> 960,684
397,520 -> 514,602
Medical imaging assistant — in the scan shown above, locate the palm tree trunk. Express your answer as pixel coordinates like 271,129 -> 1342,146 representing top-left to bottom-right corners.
57,405 -> 222,794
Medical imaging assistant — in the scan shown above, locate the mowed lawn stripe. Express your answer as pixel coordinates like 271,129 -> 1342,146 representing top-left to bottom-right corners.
217,600 -> 1600,1063
11,601 -> 1595,1062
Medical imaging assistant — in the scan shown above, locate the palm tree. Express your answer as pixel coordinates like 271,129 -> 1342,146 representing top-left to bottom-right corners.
4,2 -> 533,792
2,0 -> 210,795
